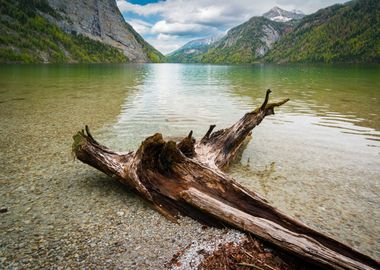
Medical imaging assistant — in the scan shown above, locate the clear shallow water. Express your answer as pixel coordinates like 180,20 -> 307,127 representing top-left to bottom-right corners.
0,63 -> 379,263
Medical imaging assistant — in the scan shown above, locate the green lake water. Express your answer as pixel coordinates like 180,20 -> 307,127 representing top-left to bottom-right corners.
0,63 -> 379,265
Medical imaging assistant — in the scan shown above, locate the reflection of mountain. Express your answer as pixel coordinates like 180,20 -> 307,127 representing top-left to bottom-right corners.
0,64 -> 145,171
110,64 -> 380,148
113,64 -> 249,148
222,64 -> 380,135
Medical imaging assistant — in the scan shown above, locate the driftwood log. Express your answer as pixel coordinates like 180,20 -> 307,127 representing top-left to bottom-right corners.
72,90 -> 379,270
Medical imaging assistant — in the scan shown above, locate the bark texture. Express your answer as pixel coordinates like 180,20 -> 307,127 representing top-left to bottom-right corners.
73,90 -> 379,270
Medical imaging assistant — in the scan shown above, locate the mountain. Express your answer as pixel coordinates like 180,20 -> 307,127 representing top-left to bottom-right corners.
166,36 -> 220,63
263,6 -> 305,22
198,17 -> 292,64
0,0 -> 164,63
167,7 -> 298,64
167,0 -> 379,64
264,0 -> 380,63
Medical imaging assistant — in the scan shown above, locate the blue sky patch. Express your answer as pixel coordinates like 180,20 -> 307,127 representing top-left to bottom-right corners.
127,0 -> 162,5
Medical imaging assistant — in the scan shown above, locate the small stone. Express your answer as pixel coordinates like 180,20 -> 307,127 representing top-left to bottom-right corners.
116,211 -> 124,217
0,207 -> 8,213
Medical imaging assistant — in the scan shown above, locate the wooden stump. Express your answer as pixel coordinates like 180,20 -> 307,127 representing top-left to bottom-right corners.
73,90 -> 379,270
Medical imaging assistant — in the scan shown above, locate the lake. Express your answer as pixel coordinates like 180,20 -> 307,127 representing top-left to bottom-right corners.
0,63 -> 379,267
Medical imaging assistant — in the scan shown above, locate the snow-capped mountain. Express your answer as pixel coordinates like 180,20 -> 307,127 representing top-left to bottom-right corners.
175,35 -> 221,52
263,6 -> 305,22
166,34 -> 222,62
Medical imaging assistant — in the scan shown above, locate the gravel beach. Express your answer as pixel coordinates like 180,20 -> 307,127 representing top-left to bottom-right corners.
0,147 -> 249,269
0,88 -> 252,269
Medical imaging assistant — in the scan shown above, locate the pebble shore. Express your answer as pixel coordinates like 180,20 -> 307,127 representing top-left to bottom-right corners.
0,157 -> 251,269
0,92 -> 251,269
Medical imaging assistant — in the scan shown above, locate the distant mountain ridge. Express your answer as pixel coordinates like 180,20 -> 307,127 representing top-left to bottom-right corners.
168,0 -> 379,64
263,6 -> 304,22
199,17 -> 292,63
166,35 -> 221,63
178,36 -> 221,50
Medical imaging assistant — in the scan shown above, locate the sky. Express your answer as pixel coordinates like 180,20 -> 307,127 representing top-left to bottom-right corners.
116,0 -> 348,55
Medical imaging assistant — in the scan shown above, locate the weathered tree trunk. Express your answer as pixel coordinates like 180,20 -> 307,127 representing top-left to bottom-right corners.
73,90 -> 379,270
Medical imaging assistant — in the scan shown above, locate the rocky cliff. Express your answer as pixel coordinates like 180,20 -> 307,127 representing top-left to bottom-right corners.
197,17 -> 292,64
45,0 -> 163,62
0,0 -> 163,63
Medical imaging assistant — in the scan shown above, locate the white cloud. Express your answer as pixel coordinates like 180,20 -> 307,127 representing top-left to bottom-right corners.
117,0 -> 254,27
157,33 -> 176,41
151,20 -> 219,36
118,0 -> 349,26
116,0 -> 165,16
145,37 -> 182,54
